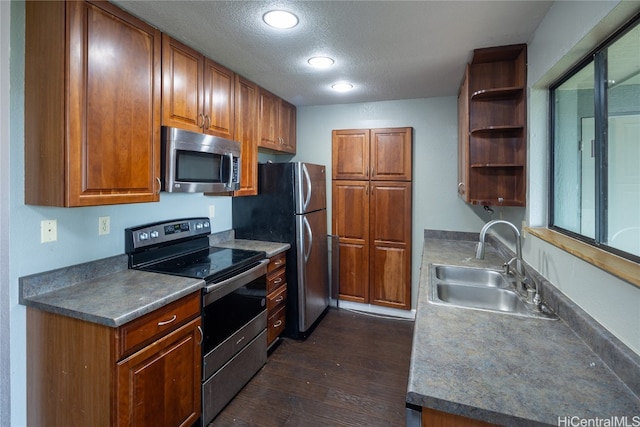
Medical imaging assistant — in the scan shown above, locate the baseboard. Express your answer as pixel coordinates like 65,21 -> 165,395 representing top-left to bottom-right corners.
337,301 -> 416,320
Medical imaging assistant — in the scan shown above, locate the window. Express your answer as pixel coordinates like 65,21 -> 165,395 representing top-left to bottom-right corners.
550,15 -> 640,262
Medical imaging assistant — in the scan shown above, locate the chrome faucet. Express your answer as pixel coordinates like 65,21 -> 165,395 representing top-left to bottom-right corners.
475,220 -> 528,292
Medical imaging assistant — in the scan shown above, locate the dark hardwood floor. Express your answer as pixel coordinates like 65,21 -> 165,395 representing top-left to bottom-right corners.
210,308 -> 415,427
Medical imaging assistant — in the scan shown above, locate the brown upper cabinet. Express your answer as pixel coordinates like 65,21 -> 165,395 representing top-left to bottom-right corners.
258,88 -> 297,154
233,75 -> 260,196
162,35 -> 235,140
458,44 -> 527,206
332,128 -> 412,181
24,0 -> 162,207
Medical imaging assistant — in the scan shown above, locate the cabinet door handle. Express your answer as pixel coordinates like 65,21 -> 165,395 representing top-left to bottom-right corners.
275,296 -> 284,303
371,167 -> 375,177
156,177 -> 161,194
365,166 -> 369,178
198,113 -> 205,129
157,315 -> 177,326
204,115 -> 210,130
273,320 -> 283,328
458,182 -> 465,195
197,325 -> 203,345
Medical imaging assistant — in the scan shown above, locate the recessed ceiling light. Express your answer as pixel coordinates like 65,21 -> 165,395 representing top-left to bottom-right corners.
331,82 -> 354,92
308,56 -> 335,69
263,10 -> 298,29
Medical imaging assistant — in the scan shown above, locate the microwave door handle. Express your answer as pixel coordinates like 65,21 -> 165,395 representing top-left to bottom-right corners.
226,153 -> 234,189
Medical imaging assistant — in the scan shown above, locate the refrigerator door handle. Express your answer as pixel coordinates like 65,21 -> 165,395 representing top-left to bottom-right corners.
302,163 -> 312,212
303,216 -> 313,261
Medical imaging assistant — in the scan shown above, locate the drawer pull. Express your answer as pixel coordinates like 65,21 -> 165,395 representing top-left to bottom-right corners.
273,320 -> 283,328
275,296 -> 284,303
273,278 -> 283,285
274,260 -> 283,266
157,315 -> 177,326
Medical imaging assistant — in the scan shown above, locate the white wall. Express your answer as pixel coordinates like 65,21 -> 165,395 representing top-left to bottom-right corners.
526,0 -> 640,355
294,99 -> 487,309
1,1 -> 11,425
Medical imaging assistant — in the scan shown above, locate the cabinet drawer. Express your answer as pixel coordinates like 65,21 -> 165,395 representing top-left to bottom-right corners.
118,292 -> 200,358
267,252 -> 286,273
267,268 -> 286,294
267,285 -> 287,313
267,306 -> 286,345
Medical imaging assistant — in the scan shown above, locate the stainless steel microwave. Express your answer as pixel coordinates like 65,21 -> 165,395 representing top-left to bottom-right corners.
161,126 -> 241,193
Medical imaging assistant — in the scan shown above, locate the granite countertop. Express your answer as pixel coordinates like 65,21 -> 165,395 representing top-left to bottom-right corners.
19,235 -> 290,328
19,254 -> 204,327
213,238 -> 290,258
407,231 -> 640,426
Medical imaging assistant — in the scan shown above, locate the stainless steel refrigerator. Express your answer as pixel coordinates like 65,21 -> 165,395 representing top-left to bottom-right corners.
232,162 -> 329,339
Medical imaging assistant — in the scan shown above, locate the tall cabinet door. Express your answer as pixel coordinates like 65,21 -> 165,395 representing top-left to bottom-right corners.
332,129 -> 370,180
67,1 -> 161,206
234,75 -> 259,196
332,180 -> 370,303
370,128 -> 412,181
370,182 -> 412,309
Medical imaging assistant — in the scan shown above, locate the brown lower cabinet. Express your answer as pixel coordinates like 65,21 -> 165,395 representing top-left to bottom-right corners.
422,408 -> 499,427
266,251 -> 287,346
27,292 -> 202,427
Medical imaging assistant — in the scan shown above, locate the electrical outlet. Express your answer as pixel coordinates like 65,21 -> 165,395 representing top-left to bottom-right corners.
521,220 -> 527,238
41,219 -> 57,243
99,216 -> 110,235
209,205 -> 215,218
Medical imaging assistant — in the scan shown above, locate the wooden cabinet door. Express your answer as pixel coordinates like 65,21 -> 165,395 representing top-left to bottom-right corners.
203,58 -> 235,139
258,88 -> 279,150
279,99 -> 297,153
117,317 -> 202,427
161,34 -> 204,133
67,1 -> 161,206
234,75 -> 259,196
370,182 -> 412,309
370,128 -> 412,181
332,180 -> 370,302
332,129 -> 370,180
457,65 -> 470,202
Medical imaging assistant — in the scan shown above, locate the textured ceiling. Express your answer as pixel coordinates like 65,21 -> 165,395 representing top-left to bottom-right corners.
112,1 -> 553,107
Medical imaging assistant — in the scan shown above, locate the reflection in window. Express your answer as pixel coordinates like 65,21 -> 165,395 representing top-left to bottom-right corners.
551,16 -> 640,260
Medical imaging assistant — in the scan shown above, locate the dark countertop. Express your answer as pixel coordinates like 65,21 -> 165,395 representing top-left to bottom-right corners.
19,236 -> 290,328
19,254 -> 204,327
407,231 -> 640,426
213,239 -> 290,258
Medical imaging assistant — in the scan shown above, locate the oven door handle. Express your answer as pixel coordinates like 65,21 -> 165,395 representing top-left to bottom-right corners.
203,258 -> 269,306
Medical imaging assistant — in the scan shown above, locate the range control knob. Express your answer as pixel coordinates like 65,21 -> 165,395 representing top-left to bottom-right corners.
139,232 -> 149,241
195,222 -> 203,230
150,230 -> 159,239
204,221 -> 210,228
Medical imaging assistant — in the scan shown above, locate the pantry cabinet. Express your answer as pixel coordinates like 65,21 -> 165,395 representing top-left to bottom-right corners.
234,75 -> 260,196
162,35 -> 235,140
258,88 -> 297,154
25,0 -> 162,206
332,128 -> 412,310
458,44 -> 527,206
332,128 -> 412,181
27,292 -> 202,427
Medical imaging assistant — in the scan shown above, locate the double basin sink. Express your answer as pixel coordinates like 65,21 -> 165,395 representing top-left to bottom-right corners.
429,264 -> 557,320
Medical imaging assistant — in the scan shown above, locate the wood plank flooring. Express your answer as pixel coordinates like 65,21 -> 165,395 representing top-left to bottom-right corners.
210,308 -> 415,427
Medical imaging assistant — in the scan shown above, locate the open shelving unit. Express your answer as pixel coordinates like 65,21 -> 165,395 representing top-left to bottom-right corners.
458,44 -> 527,207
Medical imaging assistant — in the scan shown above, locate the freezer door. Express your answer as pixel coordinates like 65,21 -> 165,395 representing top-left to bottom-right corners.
294,163 -> 326,214
296,209 -> 329,332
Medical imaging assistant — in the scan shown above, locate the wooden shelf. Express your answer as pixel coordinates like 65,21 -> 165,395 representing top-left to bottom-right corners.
471,86 -> 524,99
458,44 -> 527,207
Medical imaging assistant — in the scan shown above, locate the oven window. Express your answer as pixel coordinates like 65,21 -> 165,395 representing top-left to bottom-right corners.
176,150 -> 221,182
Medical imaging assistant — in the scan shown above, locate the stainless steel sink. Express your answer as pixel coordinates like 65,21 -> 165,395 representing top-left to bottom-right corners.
433,264 -> 510,288
429,264 -> 557,320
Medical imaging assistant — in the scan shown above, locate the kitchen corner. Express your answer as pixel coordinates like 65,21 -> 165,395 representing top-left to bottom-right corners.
407,230 -> 640,426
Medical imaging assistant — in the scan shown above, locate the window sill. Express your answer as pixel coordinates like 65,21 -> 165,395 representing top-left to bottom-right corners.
526,227 -> 640,288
